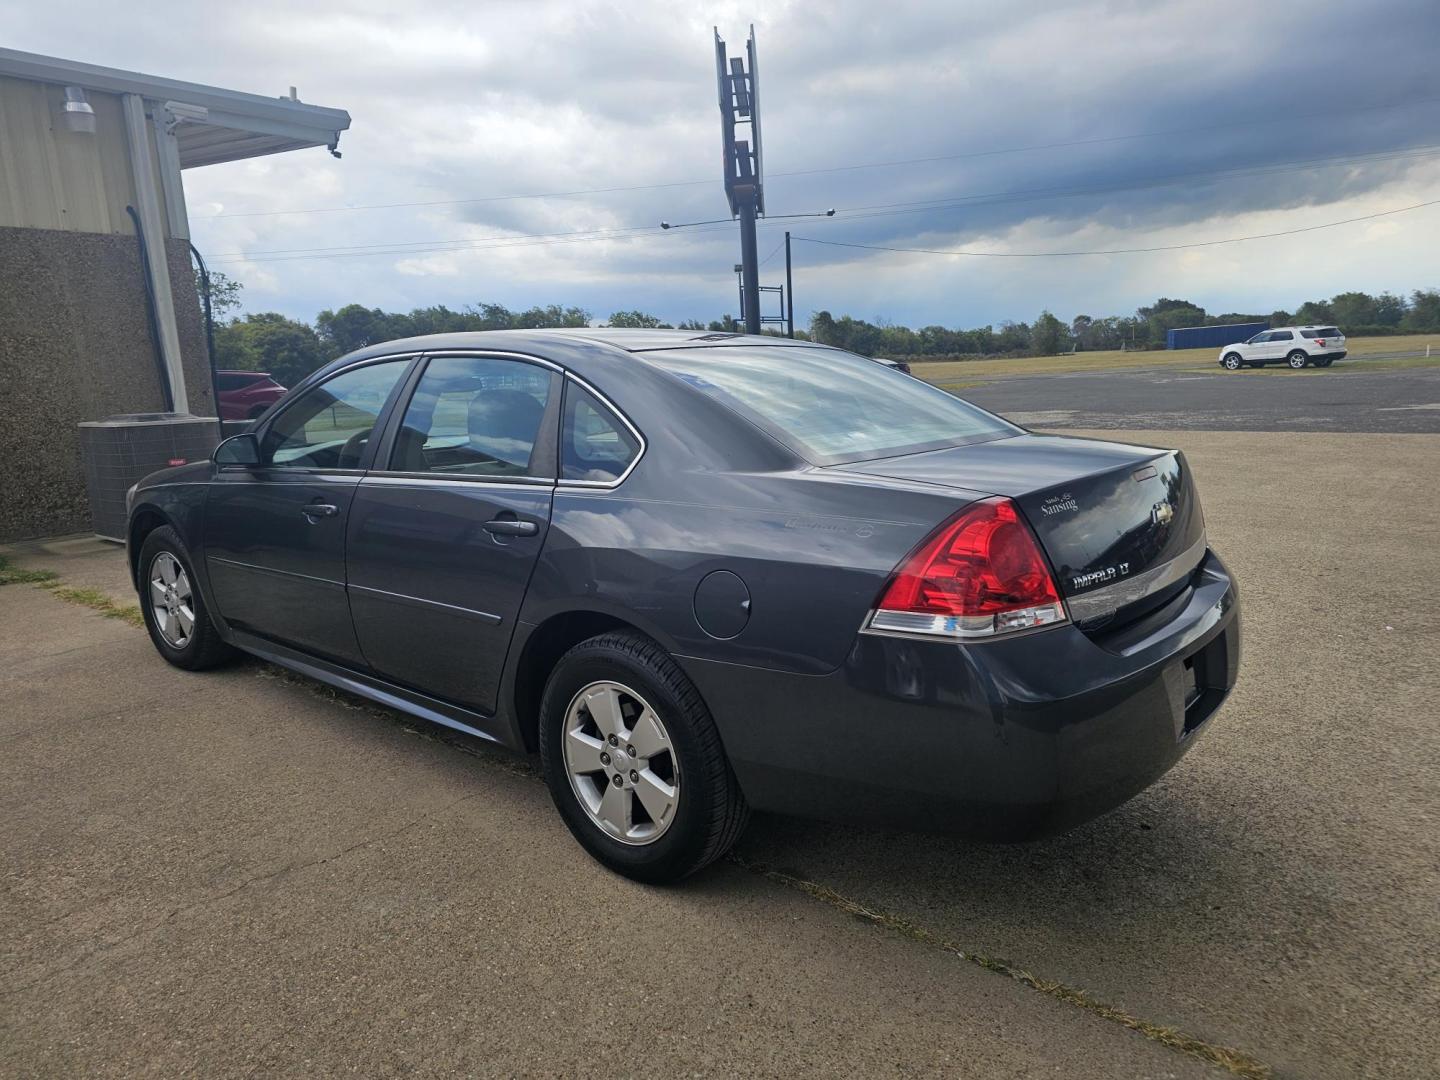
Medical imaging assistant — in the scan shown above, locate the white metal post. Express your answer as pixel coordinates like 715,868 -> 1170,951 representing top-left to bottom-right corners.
153,106 -> 191,242
121,92 -> 189,413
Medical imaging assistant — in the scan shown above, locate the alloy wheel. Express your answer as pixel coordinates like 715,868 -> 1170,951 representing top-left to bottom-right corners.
562,680 -> 680,845
148,551 -> 194,648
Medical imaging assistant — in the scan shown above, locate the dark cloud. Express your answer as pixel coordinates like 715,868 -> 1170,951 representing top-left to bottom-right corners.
11,0 -> 1438,324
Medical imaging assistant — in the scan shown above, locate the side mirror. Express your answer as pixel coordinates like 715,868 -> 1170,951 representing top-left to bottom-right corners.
214,432 -> 261,466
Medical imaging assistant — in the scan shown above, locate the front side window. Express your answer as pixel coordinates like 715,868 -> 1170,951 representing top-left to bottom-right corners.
262,360 -> 409,470
562,382 -> 640,483
644,346 -> 1017,466
1271,330 -> 1294,340
388,356 -> 554,478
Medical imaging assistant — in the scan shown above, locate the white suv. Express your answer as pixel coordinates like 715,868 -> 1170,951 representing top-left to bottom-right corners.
1218,326 -> 1347,370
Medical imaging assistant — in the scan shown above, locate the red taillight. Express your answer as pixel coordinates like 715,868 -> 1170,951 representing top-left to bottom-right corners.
869,498 -> 1066,639
1315,338 -> 1326,347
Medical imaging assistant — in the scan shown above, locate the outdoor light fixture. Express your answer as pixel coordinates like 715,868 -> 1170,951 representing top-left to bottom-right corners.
62,86 -> 95,134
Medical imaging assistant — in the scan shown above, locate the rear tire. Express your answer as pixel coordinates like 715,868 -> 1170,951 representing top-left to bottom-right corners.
539,631 -> 749,883
1221,353 -> 1243,370
1288,350 -> 1309,369
138,526 -> 235,670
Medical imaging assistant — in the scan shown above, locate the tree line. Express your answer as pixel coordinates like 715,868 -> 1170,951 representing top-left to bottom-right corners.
202,274 -> 752,387
201,271 -> 1440,387
810,290 -> 1440,360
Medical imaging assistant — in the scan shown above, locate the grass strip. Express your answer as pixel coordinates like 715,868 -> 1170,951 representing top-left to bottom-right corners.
0,555 -> 59,586
1,556 -> 143,625
728,855 -> 1272,1080
37,582 -> 145,627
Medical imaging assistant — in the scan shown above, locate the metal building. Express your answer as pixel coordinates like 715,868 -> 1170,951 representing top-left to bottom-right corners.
0,48 -> 350,541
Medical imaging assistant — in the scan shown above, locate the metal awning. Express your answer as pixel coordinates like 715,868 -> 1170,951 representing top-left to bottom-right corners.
0,47 -> 350,168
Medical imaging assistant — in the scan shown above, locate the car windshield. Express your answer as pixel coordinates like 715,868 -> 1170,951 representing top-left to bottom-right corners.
644,346 -> 1018,465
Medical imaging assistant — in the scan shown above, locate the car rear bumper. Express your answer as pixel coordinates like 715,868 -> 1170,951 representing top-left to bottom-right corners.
685,549 -> 1240,839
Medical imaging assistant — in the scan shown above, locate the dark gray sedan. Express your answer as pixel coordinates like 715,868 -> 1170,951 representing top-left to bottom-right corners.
126,330 -> 1239,882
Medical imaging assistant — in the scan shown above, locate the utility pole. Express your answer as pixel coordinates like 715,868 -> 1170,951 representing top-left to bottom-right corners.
739,202 -> 760,333
715,26 -> 765,334
785,231 -> 794,337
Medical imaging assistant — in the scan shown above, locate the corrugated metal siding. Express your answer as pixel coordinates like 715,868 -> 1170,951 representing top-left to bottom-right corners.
0,75 -> 137,234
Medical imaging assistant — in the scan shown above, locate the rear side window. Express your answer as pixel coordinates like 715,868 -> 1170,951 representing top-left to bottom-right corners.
388,356 -> 555,478
562,382 -> 640,483
644,345 -> 1016,466
1301,328 -> 1341,339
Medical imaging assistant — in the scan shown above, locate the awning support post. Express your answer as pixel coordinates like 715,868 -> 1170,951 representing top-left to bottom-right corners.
121,92 -> 188,414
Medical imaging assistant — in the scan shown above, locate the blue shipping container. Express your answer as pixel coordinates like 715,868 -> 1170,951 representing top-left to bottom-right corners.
1166,322 -> 1270,350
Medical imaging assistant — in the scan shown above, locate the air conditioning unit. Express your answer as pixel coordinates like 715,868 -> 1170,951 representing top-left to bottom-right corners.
78,413 -> 220,541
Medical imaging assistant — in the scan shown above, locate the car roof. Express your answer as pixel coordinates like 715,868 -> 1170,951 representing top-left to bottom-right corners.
519,328 -> 828,352
387,327 -> 829,354
320,327 -> 835,375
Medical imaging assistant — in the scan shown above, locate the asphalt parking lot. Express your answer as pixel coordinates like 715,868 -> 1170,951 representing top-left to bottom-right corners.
956,362 -> 1440,433
3,422 -> 1438,1078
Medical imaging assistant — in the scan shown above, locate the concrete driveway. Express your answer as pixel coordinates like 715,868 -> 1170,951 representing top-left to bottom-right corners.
3,429 -> 1437,1079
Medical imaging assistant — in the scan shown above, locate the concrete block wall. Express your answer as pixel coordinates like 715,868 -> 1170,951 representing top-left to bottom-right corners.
0,225 -> 215,541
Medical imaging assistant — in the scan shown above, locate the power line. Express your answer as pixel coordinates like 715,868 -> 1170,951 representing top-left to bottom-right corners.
791,198 -> 1440,259
207,225 -> 718,265
831,143 -> 1440,220
758,237 -> 787,267
209,141 -> 1440,264
197,92 -> 1440,220
770,93 -> 1440,181
212,222 -> 661,259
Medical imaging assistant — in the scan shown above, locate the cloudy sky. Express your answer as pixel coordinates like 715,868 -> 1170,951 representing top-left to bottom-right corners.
11,0 -> 1440,328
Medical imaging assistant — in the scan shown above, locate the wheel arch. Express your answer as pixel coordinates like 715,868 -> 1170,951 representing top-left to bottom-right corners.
510,609 -> 659,753
127,504 -> 176,589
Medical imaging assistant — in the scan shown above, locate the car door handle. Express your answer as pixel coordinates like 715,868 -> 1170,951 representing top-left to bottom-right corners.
301,503 -> 340,519
483,517 -> 539,536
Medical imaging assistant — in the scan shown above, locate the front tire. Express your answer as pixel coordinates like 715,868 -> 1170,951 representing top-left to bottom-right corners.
1288,350 -> 1309,369
138,526 -> 235,670
1221,353 -> 1243,370
539,631 -> 749,883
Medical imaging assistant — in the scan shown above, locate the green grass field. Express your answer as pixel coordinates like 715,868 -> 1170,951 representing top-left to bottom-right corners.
913,333 -> 1440,385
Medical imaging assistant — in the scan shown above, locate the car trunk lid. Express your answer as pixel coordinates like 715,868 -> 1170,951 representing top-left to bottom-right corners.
834,434 -> 1206,627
